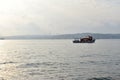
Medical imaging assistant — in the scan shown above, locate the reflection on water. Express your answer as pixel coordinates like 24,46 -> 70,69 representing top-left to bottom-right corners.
0,39 -> 120,80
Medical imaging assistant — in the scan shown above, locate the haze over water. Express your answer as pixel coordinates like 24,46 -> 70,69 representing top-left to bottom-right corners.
0,39 -> 120,80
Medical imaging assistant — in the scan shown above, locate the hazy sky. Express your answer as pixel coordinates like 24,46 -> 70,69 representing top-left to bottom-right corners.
0,0 -> 120,36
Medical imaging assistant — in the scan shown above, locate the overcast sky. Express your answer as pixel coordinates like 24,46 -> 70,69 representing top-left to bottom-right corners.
0,0 -> 120,36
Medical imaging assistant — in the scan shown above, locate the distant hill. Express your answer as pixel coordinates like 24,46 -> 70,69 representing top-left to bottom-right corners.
2,33 -> 120,39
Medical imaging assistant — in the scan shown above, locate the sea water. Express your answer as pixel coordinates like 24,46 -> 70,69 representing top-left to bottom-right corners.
0,39 -> 120,80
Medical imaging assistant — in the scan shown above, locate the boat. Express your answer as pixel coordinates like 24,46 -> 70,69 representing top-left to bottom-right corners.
73,36 -> 95,43
0,38 -> 4,40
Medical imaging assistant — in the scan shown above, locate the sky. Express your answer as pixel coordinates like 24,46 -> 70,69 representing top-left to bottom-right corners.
0,0 -> 120,36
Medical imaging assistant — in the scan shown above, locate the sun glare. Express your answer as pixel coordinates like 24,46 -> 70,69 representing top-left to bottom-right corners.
0,40 -> 7,46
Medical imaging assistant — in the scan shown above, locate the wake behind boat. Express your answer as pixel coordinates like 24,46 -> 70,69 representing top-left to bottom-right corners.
73,36 -> 95,43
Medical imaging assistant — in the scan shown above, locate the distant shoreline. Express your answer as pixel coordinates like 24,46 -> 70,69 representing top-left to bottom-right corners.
1,33 -> 120,40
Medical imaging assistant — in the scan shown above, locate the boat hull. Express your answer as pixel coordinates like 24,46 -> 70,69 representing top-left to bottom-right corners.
73,39 -> 95,43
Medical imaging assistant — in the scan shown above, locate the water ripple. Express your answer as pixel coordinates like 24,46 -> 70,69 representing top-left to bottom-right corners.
87,77 -> 113,80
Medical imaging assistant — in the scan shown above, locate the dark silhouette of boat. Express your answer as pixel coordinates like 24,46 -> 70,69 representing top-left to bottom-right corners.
73,36 -> 95,43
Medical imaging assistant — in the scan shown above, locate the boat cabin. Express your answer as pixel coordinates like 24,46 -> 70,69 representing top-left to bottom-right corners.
73,36 -> 95,43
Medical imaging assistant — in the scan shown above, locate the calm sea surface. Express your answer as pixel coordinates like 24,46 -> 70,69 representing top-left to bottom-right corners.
0,39 -> 120,80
